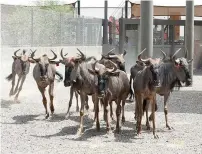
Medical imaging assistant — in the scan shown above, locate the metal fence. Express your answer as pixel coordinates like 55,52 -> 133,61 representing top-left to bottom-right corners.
1,4 -> 103,47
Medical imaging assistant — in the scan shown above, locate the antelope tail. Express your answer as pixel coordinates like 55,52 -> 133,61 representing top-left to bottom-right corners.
6,73 -> 13,81
100,99 -> 104,108
129,75 -> 134,100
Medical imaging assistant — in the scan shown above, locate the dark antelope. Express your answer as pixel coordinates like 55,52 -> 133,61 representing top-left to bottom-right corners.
144,48 -> 193,130
88,60 -> 130,133
6,49 -> 35,102
31,50 -> 60,119
133,48 -> 162,139
59,49 -> 90,118
59,48 -> 101,135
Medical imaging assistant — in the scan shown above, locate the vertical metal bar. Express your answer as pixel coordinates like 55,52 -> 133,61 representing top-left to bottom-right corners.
161,25 -> 164,46
108,22 -> 112,44
140,1 -> 153,58
185,0 -> 194,84
119,18 -> 125,54
171,25 -> 175,56
125,0 -> 128,18
103,0 -> 108,44
77,0 -> 80,16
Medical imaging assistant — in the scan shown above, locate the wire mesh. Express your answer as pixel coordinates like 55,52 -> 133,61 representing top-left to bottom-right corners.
1,4 -> 103,47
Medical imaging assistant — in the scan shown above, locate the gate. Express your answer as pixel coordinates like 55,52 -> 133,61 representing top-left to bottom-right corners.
115,18 -> 202,72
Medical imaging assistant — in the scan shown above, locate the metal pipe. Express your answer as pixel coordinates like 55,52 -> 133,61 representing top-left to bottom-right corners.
125,0 -> 128,18
103,0 -> 108,44
185,0 -> 194,84
77,0 -> 80,16
140,1 -> 153,58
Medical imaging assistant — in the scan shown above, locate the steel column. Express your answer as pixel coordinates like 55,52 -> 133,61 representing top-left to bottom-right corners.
125,0 -> 128,18
119,18 -> 125,54
103,0 -> 108,44
77,0 -> 80,16
140,1 -> 153,58
185,0 -> 194,83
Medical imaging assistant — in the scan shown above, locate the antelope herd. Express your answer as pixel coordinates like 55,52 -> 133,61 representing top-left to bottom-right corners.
6,48 -> 192,138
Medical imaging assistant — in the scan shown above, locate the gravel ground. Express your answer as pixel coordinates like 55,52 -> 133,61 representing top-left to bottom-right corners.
1,49 -> 202,154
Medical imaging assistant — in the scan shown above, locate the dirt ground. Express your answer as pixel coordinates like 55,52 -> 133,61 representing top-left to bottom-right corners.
1,49 -> 202,154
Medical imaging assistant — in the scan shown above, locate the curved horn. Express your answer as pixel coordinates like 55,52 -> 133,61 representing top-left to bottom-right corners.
160,49 -> 166,61
138,48 -> 150,63
172,48 -> 181,59
108,54 -> 118,58
29,49 -> 36,57
14,49 -> 21,58
60,48 -> 66,60
188,59 -> 193,64
185,47 -> 188,58
106,60 -> 117,73
30,50 -> 40,61
92,61 -> 99,72
50,50 -> 57,61
76,48 -> 85,59
107,48 -> 115,55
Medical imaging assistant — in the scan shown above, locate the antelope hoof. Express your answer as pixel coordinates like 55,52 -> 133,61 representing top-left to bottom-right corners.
85,105 -> 89,111
115,128 -> 120,134
76,106 -> 79,112
136,133 -> 141,138
149,115 -> 153,121
65,113 -> 70,119
77,128 -> 83,136
14,97 -> 20,103
50,106 -> 54,114
96,123 -> 100,131
146,122 -> 150,130
166,125 -> 172,130
45,113 -> 49,119
106,127 -> 112,134
154,134 -> 159,139
49,113 -> 54,118
122,117 -> 125,124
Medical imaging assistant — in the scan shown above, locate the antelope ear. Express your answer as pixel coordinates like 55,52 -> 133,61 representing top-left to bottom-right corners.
12,56 -> 17,60
121,50 -> 127,57
28,58 -> 36,63
188,59 -> 193,64
136,61 -> 144,66
88,69 -> 97,75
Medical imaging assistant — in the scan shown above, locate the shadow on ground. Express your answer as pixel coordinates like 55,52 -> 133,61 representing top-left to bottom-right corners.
1,99 -> 17,109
